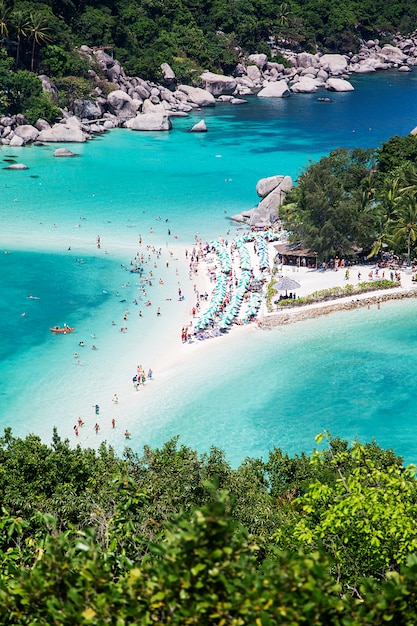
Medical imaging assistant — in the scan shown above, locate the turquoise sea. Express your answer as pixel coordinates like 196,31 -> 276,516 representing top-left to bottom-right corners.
2,70 -> 417,466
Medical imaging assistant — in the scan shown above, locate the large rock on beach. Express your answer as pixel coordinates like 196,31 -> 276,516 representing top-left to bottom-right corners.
125,102 -> 172,131
319,54 -> 348,74
290,76 -> 319,93
247,53 -> 268,68
9,135 -> 24,146
257,80 -> 290,98
325,78 -> 354,92
37,118 -> 87,142
106,90 -> 138,118
250,178 -> 292,226
200,71 -> 237,96
178,85 -> 215,107
256,175 -> 290,198
13,124 -> 39,144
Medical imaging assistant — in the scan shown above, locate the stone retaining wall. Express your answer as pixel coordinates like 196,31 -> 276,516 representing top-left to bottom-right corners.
258,288 -> 417,328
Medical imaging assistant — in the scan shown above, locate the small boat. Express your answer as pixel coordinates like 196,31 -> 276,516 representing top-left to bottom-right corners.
50,326 -> 75,334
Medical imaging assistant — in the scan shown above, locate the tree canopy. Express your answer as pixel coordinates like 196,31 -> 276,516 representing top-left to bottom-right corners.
0,0 -> 416,83
279,141 -> 417,263
2,428 -> 417,621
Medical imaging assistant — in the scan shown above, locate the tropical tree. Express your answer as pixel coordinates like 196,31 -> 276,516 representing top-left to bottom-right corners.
280,148 -> 375,261
391,191 -> 417,263
28,12 -> 52,72
0,0 -> 9,48
11,10 -> 29,69
292,432 -> 417,592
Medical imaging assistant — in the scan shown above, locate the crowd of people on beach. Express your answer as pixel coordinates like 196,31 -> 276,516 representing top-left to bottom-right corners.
68,225 -> 283,445
185,230 -> 281,340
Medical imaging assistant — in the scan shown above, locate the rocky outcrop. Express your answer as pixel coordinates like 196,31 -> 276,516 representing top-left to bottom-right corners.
231,175 -> 293,227
325,78 -> 354,92
177,85 -> 215,107
37,117 -> 88,142
256,175 -> 289,198
13,125 -> 39,144
290,76 -> 320,93
200,71 -> 237,96
125,102 -> 172,131
249,176 -> 293,226
257,80 -> 290,98
106,90 -> 138,119
7,30 -> 417,145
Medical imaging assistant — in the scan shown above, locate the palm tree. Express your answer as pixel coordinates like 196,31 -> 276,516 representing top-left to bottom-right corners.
0,0 -> 9,48
391,191 -> 417,264
375,174 -> 402,221
28,12 -> 51,72
367,214 -> 393,261
278,3 -> 290,26
12,10 -> 29,69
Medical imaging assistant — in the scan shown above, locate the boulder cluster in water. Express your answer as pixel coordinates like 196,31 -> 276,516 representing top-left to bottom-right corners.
1,33 -> 417,147
2,35 -> 416,228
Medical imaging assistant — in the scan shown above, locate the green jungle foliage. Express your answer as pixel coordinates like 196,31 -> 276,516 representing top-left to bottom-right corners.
2,429 -> 417,622
0,0 -> 416,83
280,140 -> 417,262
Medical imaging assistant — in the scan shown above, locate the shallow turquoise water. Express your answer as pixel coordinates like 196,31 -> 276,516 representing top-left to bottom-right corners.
1,70 -> 417,465
132,299 -> 417,466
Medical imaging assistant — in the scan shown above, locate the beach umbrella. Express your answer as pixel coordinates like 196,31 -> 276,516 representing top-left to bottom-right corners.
275,276 -> 301,296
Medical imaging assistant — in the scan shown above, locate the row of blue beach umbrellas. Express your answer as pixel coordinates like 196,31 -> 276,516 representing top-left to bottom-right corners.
194,273 -> 228,331
234,237 -> 252,271
209,240 -> 232,274
243,292 -> 262,319
218,270 -> 252,329
195,230 -> 282,332
255,234 -> 270,269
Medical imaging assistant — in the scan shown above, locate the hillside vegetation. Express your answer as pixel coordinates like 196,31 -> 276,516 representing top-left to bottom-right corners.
0,0 -> 416,84
2,428 -> 417,622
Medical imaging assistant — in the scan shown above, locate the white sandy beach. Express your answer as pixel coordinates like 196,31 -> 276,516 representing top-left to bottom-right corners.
59,232 -> 417,452
6,227 -> 416,455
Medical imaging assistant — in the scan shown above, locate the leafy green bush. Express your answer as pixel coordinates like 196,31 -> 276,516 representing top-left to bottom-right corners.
55,76 -> 95,108
275,279 -> 398,308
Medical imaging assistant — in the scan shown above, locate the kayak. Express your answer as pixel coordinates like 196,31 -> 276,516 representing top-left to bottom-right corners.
50,326 -> 75,334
